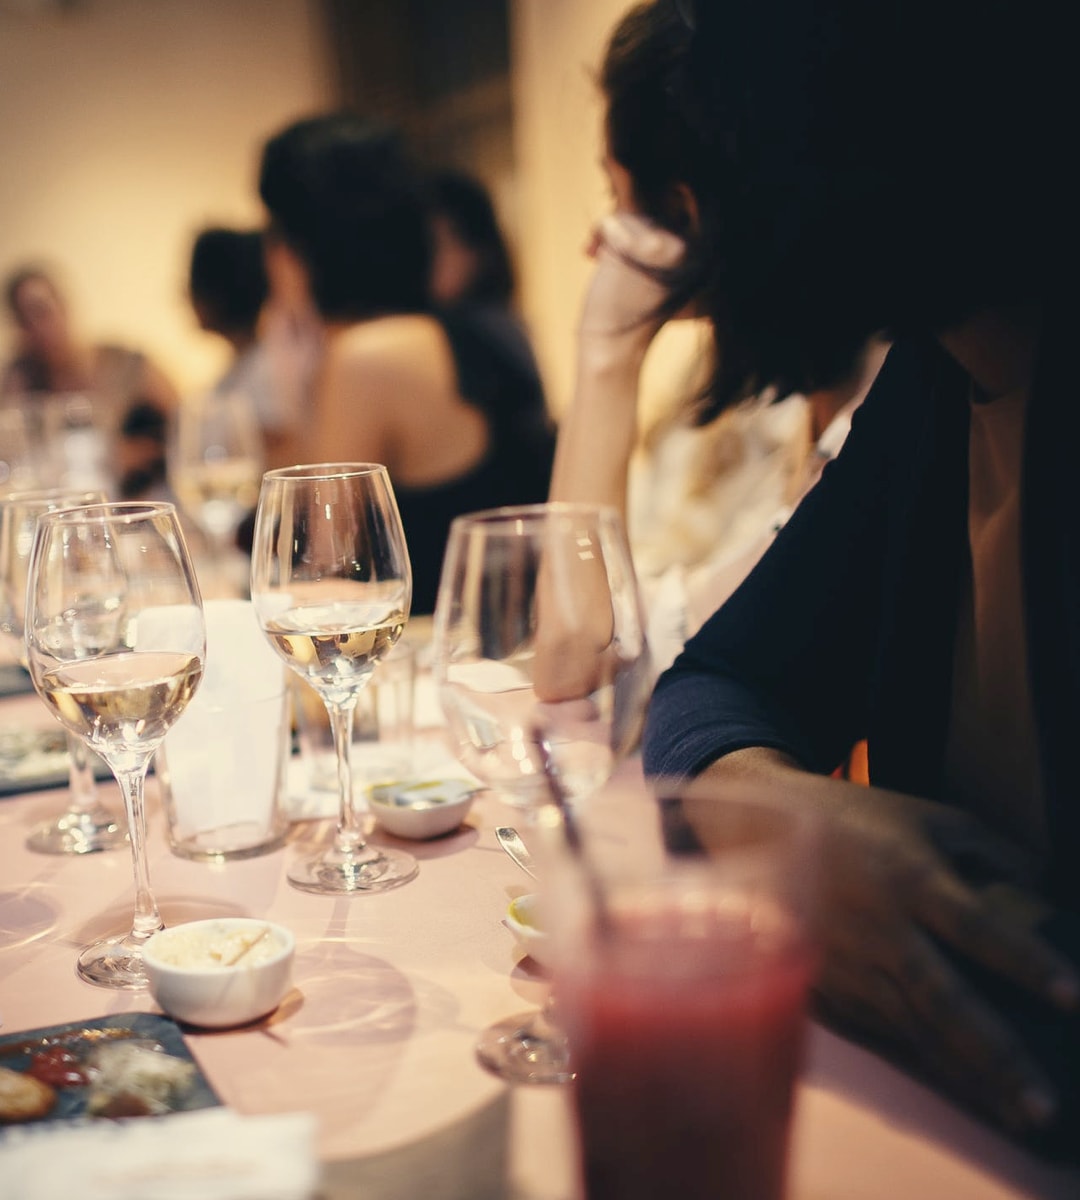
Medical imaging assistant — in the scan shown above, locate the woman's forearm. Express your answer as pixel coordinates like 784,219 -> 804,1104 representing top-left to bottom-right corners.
548,338 -> 649,516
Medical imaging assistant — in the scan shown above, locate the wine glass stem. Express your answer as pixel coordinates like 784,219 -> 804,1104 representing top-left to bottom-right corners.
66,732 -> 99,812
328,697 -> 369,855
115,762 -> 163,941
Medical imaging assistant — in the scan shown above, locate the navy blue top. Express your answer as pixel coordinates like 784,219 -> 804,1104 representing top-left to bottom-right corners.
642,328 -> 1080,904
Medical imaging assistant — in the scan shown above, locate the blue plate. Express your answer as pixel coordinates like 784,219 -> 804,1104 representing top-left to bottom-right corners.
0,1012 -> 220,1134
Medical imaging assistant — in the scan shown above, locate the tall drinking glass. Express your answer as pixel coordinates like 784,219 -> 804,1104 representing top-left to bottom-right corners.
431,503 -> 651,1083
0,486 -> 127,854
548,779 -> 819,1200
24,502 -> 206,987
250,463 -> 417,895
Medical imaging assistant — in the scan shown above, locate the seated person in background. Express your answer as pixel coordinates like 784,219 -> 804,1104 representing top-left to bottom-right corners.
1,264 -> 178,498
549,2 -> 880,673
188,226 -> 296,465
637,0 -> 1080,1150
259,223 -> 324,471
425,167 -> 544,395
257,112 -> 556,613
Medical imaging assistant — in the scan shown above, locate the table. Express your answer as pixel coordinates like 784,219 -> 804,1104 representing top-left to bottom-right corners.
1,689 -> 1078,1200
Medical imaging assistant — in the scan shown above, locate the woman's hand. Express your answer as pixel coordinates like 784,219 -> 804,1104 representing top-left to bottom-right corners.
686,750 -> 1080,1135
578,212 -> 688,359
550,212 -> 690,514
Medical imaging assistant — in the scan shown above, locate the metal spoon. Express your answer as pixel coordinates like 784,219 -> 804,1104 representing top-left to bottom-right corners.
496,826 -> 538,879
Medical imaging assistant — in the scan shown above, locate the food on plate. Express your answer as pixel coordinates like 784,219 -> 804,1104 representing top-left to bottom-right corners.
84,1041 -> 198,1118
25,1046 -> 88,1088
0,1064 -> 57,1123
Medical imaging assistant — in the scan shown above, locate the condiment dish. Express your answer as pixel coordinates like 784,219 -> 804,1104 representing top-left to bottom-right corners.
504,892 -> 554,971
369,778 -> 477,839
143,918 -> 295,1029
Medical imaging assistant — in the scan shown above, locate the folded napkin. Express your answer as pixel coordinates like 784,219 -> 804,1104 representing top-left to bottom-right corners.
0,1107 -> 319,1200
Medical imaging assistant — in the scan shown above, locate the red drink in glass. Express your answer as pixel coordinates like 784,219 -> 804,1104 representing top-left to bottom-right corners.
561,901 -> 813,1200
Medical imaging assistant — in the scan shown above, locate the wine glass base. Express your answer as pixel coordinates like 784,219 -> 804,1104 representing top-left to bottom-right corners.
287,846 -> 419,895
475,1010 -> 576,1085
27,809 -> 128,855
76,934 -> 155,990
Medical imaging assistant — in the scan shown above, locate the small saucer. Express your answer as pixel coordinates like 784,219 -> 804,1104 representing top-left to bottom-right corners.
368,778 -> 478,839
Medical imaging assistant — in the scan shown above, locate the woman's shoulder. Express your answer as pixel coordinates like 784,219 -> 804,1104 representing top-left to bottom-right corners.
332,313 -> 446,359
326,314 -> 454,390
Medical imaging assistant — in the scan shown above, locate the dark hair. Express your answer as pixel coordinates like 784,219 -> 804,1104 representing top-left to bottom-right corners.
674,0 -> 1077,414
258,111 -> 432,322
426,169 -> 514,306
598,2 -> 719,419
601,2 -> 699,239
188,227 -> 268,336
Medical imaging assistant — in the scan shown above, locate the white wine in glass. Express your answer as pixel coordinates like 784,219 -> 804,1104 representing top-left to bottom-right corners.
431,502 -> 651,1083
24,502 -> 206,988
170,388 -> 262,594
0,485 -> 127,854
250,463 -> 418,895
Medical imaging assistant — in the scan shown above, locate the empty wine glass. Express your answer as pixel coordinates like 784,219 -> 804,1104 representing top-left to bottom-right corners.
249,463 -> 418,895
169,388 -> 263,595
24,502 -> 206,987
431,502 -> 651,1083
0,486 -> 129,854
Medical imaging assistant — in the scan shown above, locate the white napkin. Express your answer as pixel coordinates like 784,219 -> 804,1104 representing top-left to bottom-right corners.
0,1108 -> 319,1200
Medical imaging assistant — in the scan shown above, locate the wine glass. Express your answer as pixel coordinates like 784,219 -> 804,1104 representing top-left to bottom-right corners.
249,463 -> 418,895
431,502 -> 651,1083
0,402 -> 42,492
24,502 -> 206,987
169,388 -> 263,595
0,486 -> 129,854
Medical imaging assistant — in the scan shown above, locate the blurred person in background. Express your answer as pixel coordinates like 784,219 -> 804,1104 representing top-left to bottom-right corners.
1,264 -> 178,498
426,167 -> 544,393
259,221 -> 324,471
257,111 -> 555,613
188,226 -> 299,464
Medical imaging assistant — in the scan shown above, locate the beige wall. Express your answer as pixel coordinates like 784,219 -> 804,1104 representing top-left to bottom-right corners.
510,0 -> 629,417
0,0 -> 643,416
0,0 -> 332,395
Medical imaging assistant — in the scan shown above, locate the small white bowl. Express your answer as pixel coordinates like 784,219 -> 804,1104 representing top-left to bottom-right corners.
143,918 -> 295,1029
369,778 -> 477,840
504,892 -> 554,971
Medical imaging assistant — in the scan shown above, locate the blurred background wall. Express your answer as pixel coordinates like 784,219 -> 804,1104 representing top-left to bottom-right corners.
511,0 -> 628,416
0,0 -> 627,410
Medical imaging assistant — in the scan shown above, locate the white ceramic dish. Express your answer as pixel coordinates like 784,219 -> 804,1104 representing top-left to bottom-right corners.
503,892 -> 554,971
143,918 -> 295,1029
368,778 -> 477,839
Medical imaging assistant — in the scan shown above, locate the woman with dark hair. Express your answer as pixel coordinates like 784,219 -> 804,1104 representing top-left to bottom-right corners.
427,168 -> 514,310
186,225 -> 299,463
550,1 -> 879,673
425,167 -> 546,405
189,227 -> 267,345
258,112 -> 555,613
635,0 -> 1080,1149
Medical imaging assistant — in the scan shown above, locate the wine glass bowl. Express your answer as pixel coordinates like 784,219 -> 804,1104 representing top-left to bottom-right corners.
24,501 -> 206,987
250,463 -> 417,895
169,388 -> 263,594
434,504 -> 650,809
0,485 -> 128,854
431,502 -> 650,1083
